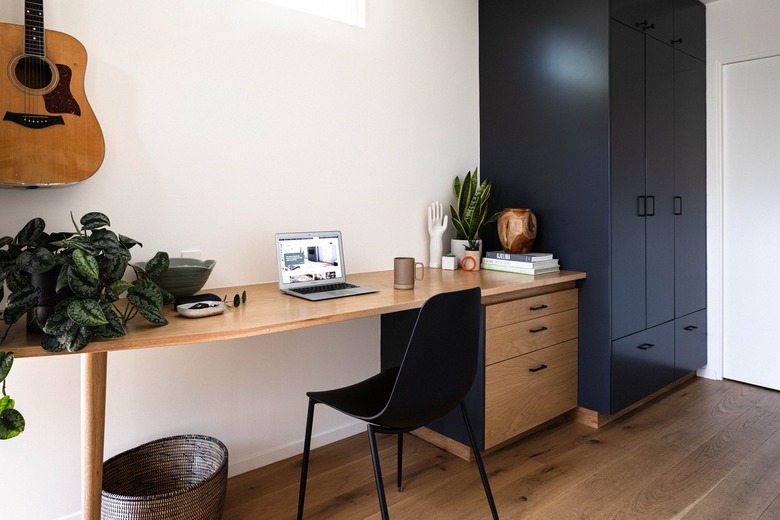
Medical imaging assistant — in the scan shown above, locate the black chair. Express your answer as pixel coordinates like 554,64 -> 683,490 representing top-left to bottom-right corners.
297,287 -> 499,520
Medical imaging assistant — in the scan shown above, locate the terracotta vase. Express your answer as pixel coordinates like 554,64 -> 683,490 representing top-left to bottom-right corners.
497,208 -> 537,253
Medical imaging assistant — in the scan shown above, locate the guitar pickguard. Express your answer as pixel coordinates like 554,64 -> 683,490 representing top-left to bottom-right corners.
43,64 -> 81,116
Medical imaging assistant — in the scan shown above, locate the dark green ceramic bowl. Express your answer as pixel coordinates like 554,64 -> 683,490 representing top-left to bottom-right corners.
134,258 -> 216,298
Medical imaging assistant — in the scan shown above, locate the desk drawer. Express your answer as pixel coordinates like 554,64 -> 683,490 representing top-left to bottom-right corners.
486,308 -> 578,365
486,288 -> 578,329
484,339 -> 578,449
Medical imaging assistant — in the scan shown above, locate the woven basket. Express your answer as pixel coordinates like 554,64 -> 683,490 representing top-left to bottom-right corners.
102,434 -> 228,520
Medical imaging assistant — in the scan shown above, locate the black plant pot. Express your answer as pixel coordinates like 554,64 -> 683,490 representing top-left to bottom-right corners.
26,269 -> 65,332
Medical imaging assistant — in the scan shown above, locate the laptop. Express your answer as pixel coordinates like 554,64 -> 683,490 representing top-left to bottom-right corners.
275,231 -> 379,301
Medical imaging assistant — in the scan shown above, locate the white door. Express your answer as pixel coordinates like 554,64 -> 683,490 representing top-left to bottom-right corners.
722,54 -> 780,390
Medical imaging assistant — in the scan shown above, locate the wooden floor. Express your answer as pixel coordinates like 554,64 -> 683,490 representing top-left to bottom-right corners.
223,378 -> 780,519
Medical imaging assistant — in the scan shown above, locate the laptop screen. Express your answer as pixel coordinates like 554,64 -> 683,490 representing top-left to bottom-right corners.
276,231 -> 346,288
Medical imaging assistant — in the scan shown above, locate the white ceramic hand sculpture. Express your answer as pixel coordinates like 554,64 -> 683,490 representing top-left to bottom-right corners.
427,201 -> 449,268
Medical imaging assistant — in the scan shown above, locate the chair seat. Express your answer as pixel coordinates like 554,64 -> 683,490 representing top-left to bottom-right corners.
307,366 -> 400,424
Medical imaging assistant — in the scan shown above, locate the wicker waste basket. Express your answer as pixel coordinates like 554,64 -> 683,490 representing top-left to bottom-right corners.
101,434 -> 228,520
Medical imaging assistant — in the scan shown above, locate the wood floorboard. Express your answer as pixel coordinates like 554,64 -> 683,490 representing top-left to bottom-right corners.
222,378 -> 780,520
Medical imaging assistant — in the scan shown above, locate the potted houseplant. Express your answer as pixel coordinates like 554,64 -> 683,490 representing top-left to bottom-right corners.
0,212 -> 171,439
449,167 -> 500,269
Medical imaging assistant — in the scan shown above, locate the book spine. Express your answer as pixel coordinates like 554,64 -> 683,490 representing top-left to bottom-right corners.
484,251 -> 553,262
481,257 -> 559,268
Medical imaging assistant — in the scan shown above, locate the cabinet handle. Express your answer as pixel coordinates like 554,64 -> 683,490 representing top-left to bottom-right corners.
637,343 -> 655,350
674,196 -> 683,215
529,304 -> 548,311
637,196 -> 647,217
529,364 -> 548,373
671,38 -> 684,44
530,326 -> 548,334
684,325 -> 698,331
646,195 -> 655,216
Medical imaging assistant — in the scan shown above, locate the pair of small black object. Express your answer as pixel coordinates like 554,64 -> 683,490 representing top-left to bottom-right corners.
224,290 -> 247,308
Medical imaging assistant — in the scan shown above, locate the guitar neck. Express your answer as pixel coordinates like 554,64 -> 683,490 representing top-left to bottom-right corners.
24,0 -> 45,57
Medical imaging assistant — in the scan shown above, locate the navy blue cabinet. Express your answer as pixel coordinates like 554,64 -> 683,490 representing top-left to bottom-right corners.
479,0 -> 706,415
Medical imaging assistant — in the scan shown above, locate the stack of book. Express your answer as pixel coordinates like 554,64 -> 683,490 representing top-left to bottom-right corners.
480,251 -> 560,275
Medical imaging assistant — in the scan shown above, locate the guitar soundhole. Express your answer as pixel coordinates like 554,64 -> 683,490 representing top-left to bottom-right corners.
9,55 -> 59,95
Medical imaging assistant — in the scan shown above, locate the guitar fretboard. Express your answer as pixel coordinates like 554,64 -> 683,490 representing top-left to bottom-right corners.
24,0 -> 45,57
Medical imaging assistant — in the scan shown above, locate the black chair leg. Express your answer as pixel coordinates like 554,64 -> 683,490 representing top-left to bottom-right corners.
367,425 -> 391,520
397,433 -> 404,492
297,398 -> 317,520
460,401 -> 500,519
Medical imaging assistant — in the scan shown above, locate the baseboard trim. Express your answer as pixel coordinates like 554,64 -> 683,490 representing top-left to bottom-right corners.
573,373 -> 698,429
228,421 -> 365,477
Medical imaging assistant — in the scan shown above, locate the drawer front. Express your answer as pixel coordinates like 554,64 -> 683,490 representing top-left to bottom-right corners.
484,339 -> 578,449
486,288 -> 578,329
486,308 -> 578,365
612,321 -> 675,413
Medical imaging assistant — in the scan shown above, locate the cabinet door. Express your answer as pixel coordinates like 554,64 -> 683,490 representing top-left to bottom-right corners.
675,309 -> 707,378
673,0 -> 706,61
674,51 -> 706,317
610,21 -> 647,340
612,321 -> 675,412
645,37 -> 676,329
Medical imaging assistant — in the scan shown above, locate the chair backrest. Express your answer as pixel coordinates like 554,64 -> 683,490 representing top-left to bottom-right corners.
374,287 -> 482,429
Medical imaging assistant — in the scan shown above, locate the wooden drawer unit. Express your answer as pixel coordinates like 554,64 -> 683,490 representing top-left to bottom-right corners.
485,339 -> 578,449
483,287 -> 579,449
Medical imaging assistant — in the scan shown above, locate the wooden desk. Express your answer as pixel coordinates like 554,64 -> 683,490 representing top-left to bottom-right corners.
2,268 -> 585,520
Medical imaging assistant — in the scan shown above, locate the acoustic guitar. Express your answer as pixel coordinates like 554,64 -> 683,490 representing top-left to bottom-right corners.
0,0 -> 104,187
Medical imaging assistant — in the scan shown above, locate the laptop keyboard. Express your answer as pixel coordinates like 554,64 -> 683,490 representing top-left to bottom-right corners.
290,282 -> 358,295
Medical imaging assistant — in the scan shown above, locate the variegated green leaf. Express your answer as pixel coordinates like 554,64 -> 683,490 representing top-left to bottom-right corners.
6,285 -> 40,312
135,307 -> 168,326
55,264 -> 70,292
0,352 -> 13,384
15,217 -> 45,245
109,280 -> 133,297
0,408 -> 25,439
67,299 -> 108,327
90,229 -> 122,256
5,267 -> 29,293
80,212 -> 110,230
72,249 -> 99,280
144,251 -> 170,278
100,254 -> 128,284
16,247 -> 56,273
67,265 -> 100,298
91,306 -> 126,339
41,333 -> 68,353
127,278 -> 164,312
0,395 -> 13,412
118,234 -> 142,249
42,310 -> 75,336
68,326 -> 93,352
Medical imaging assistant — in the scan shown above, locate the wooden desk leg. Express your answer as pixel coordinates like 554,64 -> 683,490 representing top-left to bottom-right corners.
81,352 -> 108,520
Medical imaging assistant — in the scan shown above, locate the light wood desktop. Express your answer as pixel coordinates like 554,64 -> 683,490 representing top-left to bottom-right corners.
2,267 -> 585,520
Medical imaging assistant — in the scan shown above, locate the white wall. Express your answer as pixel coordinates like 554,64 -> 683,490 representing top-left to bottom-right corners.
705,0 -> 780,380
0,1 -> 479,518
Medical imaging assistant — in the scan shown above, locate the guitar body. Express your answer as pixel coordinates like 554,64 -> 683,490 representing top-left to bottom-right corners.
0,23 -> 104,187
